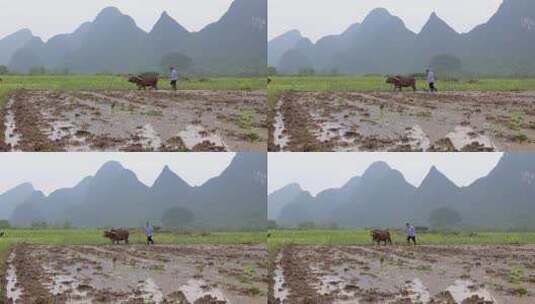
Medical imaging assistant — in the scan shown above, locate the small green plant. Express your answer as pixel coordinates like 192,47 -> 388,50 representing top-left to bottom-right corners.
246,132 -> 259,142
507,266 -> 524,284
238,110 -> 255,129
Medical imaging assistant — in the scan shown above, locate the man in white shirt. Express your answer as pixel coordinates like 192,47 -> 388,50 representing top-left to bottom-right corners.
144,221 -> 155,245
169,66 -> 178,91
406,223 -> 417,245
426,69 -> 437,93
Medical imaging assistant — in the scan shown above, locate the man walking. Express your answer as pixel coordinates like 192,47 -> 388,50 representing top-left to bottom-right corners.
406,223 -> 417,245
426,68 -> 437,93
144,221 -> 155,245
169,66 -> 178,91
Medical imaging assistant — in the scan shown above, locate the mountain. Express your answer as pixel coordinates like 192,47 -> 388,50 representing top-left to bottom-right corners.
272,153 -> 535,230
7,153 -> 267,230
0,183 -> 35,220
186,153 -> 268,230
0,29 -> 35,65
268,183 -> 304,220
267,30 -> 304,67
4,0 -> 266,75
271,1 -> 535,76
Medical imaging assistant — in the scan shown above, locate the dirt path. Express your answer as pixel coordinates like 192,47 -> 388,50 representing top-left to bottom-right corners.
3,244 -> 267,304
269,91 -> 535,152
270,245 -> 535,303
2,89 -> 267,152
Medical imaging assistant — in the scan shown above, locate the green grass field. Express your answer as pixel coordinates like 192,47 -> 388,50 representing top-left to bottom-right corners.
268,76 -> 535,95
268,229 -> 535,252
0,75 -> 265,107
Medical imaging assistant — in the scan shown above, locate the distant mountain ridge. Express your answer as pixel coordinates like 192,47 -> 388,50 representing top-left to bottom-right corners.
270,153 -> 535,230
0,0 -> 266,75
269,0 -> 535,76
3,153 -> 267,230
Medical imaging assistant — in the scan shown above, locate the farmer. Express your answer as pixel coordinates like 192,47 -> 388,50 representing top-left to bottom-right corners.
144,221 -> 155,245
426,68 -> 437,93
406,223 -> 417,245
169,66 -> 178,91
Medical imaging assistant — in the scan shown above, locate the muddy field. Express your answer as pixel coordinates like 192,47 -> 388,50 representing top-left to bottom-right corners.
1,89 -> 266,152
269,91 -> 535,152
270,245 -> 535,304
3,244 -> 267,303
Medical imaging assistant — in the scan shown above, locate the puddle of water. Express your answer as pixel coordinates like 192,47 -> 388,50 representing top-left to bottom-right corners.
4,98 -> 21,150
178,125 -> 227,150
41,112 -> 90,151
273,100 -> 289,151
135,278 -> 164,304
6,252 -> 23,302
138,124 -> 162,151
403,278 -> 431,304
43,265 -> 93,304
179,279 -> 228,303
406,125 -> 431,151
446,280 -> 496,303
446,126 -> 495,151
273,254 -> 289,303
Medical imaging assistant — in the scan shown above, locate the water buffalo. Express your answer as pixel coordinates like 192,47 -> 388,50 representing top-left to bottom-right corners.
386,75 -> 416,92
104,229 -> 129,244
128,74 -> 158,90
370,229 -> 393,245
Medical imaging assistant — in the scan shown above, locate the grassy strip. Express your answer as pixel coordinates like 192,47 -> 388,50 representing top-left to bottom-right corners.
268,229 -> 535,251
0,75 -> 265,108
269,76 -> 535,93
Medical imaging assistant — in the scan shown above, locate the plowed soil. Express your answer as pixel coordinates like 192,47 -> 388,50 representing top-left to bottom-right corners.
1,89 -> 266,152
270,245 -> 535,303
3,244 -> 267,304
269,91 -> 535,152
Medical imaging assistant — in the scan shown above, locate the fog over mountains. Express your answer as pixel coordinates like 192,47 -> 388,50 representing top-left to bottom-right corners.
0,0 -> 267,75
269,0 -> 535,76
269,153 -> 535,231
0,153 -> 267,230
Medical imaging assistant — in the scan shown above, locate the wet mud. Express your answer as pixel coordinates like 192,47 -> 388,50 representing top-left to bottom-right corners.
269,91 -> 535,152
269,245 -> 535,303
3,244 -> 267,304
1,89 -> 266,152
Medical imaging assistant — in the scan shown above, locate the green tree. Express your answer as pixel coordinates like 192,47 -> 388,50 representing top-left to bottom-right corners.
160,52 -> 193,72
161,207 -> 195,230
0,220 -> 11,229
429,207 -> 462,229
29,66 -> 47,75
430,54 -> 462,74
267,66 -> 278,76
0,65 -> 9,75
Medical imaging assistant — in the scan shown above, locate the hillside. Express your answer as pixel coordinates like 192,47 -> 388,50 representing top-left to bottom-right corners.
0,0 -> 267,76
270,153 -> 535,230
270,0 -> 535,76
3,153 -> 267,230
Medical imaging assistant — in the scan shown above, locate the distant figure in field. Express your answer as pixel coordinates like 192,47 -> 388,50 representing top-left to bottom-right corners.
169,66 -> 178,91
144,221 -> 155,245
370,229 -> 392,245
426,69 -> 437,93
386,75 -> 417,92
406,223 -> 417,245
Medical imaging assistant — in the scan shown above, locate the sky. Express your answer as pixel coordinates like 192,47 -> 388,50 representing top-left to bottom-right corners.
0,153 -> 235,195
269,0 -> 503,41
0,0 -> 234,41
268,153 -> 503,195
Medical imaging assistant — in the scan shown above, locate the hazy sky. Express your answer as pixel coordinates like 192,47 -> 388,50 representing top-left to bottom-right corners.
0,0 -> 234,41
269,0 -> 503,41
0,153 -> 235,195
268,153 -> 503,195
